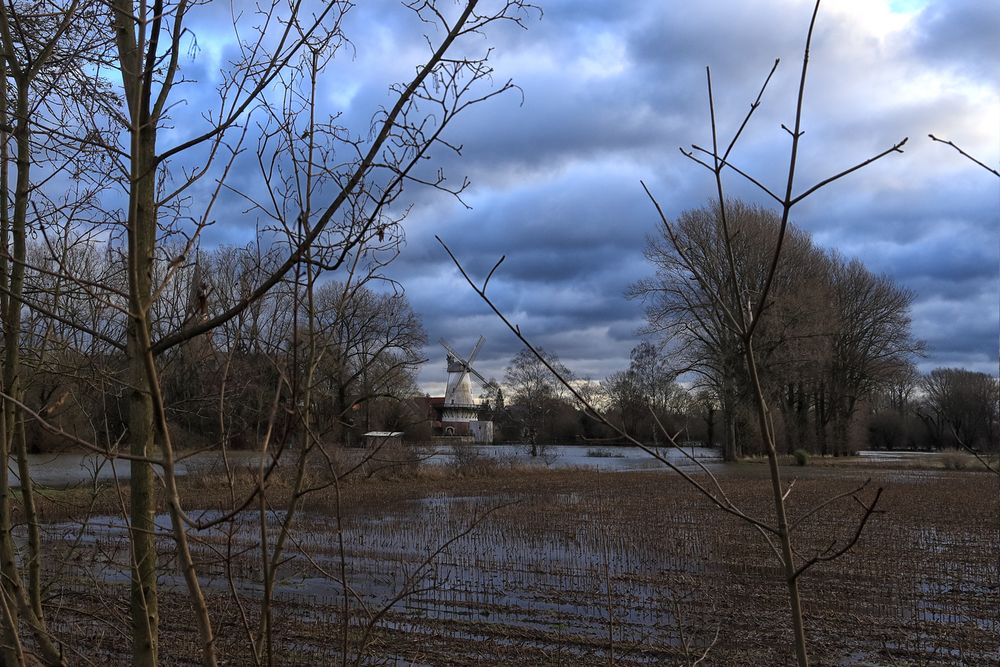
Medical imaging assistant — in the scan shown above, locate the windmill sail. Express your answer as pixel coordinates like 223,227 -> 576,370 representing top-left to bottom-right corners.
439,337 -> 491,424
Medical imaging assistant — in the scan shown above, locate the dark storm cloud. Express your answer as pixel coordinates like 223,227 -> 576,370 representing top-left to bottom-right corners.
910,0 -> 1000,79
174,1 -> 997,389
914,290 -> 998,364
390,159 -> 664,389
384,0 -> 998,389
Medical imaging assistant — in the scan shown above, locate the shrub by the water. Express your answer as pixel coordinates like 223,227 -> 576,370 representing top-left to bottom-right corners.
940,451 -> 967,470
586,448 -> 625,458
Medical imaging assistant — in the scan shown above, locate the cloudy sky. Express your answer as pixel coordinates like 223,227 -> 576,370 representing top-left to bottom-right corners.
191,0 -> 999,395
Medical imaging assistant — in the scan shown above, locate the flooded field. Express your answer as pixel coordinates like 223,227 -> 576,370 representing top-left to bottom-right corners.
14,444 -> 718,488
32,461 -> 999,665
11,450 -> 263,487
422,443 -> 721,472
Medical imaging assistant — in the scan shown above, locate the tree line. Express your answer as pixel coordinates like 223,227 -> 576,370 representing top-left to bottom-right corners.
18,215 -> 987,461
20,240 -> 428,454
487,201 -> 997,458
632,200 -> 911,459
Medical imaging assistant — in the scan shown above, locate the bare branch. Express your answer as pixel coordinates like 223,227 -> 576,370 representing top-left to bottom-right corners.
791,138 -> 908,205
792,487 -> 884,580
437,235 -> 780,537
929,134 -> 1000,178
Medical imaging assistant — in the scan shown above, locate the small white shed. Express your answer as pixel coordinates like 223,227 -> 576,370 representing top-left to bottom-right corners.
361,431 -> 404,448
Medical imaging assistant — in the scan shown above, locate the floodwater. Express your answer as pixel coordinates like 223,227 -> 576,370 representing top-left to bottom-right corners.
15,447 -> 973,489
10,450 -> 261,488
423,443 -> 721,472
13,444 -> 720,488
856,449 -> 947,462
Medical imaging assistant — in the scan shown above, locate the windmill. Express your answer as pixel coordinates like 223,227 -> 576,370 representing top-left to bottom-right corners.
438,336 -> 497,441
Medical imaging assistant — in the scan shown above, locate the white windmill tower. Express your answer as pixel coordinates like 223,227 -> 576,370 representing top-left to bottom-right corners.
439,336 -> 497,441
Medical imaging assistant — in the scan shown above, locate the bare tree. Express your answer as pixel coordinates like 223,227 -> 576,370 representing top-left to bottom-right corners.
0,0 -> 538,663
0,2 -> 111,662
823,257 -> 923,455
919,368 -> 999,452
633,201 -> 921,460
504,347 -> 573,455
630,201 -> 828,459
309,281 -> 426,443
442,2 -> 904,665
602,342 -> 688,446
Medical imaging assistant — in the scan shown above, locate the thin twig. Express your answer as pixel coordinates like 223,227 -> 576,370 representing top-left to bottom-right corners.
437,236 -> 779,537
929,134 -> 1000,178
792,487 -> 884,580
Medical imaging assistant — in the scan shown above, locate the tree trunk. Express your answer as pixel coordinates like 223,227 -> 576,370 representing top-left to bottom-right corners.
724,407 -> 737,462
721,385 -> 738,461
782,383 -> 796,454
0,75 -> 67,666
112,3 -> 163,660
814,384 -> 828,457
0,413 -> 18,665
0,74 -> 23,666
705,404 -> 715,449
794,382 -> 810,453
744,343 -> 810,667
126,127 -> 159,667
